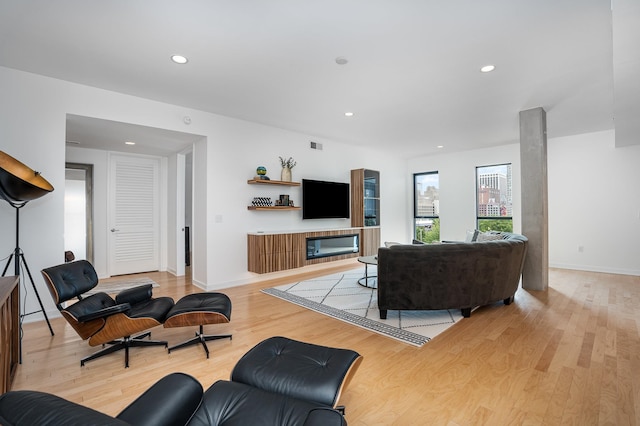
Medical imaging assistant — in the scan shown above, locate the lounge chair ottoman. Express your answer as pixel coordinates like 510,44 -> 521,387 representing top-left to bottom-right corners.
188,336 -> 363,425
163,293 -> 232,358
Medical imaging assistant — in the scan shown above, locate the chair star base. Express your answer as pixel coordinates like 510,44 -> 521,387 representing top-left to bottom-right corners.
81,332 -> 168,368
168,325 -> 232,358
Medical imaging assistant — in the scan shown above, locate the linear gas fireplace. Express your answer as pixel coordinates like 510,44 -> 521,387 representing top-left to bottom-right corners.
306,234 -> 359,260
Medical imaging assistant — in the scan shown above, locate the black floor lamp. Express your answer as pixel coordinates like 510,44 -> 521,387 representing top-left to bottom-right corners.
0,151 -> 55,340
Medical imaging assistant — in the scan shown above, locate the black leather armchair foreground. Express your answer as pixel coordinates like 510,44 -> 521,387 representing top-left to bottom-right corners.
0,373 -> 202,426
0,337 -> 363,426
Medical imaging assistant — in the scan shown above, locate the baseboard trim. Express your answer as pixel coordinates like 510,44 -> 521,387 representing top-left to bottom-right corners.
550,263 -> 640,277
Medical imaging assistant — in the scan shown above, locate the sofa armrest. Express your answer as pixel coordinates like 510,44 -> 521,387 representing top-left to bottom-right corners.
116,372 -> 203,426
0,390 -> 127,426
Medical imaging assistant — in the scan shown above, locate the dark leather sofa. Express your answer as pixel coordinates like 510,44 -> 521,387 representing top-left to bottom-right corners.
377,232 -> 528,318
0,337 -> 362,426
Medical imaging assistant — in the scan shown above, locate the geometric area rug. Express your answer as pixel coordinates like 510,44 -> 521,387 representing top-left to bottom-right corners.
261,267 -> 463,347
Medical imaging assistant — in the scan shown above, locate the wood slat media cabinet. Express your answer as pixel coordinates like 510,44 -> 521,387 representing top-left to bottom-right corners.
247,227 -> 380,274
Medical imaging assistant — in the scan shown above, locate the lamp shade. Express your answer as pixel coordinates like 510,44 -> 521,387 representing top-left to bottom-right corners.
0,151 -> 54,203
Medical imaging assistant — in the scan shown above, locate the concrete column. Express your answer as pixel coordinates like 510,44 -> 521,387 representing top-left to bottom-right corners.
519,107 -> 548,291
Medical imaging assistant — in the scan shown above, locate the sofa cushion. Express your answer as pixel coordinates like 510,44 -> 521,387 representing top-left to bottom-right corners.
476,231 -> 504,242
464,229 -> 479,243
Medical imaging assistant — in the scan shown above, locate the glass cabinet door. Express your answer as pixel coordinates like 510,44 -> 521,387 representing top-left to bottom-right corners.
363,170 -> 379,226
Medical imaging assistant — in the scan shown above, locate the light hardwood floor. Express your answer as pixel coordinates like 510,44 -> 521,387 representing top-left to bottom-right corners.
12,262 -> 640,425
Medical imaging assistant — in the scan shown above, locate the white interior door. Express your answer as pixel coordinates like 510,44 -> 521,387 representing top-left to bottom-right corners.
109,154 -> 160,276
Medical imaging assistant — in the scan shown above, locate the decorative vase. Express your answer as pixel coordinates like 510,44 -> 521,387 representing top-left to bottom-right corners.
281,167 -> 292,182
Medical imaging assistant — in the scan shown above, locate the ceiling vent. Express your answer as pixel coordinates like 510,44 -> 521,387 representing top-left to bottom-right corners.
310,141 -> 323,150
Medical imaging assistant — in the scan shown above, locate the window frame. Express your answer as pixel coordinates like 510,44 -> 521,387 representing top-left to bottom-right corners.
413,171 -> 440,242
475,163 -> 513,232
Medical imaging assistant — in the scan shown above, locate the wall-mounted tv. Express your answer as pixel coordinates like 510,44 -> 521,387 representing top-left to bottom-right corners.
302,179 -> 350,220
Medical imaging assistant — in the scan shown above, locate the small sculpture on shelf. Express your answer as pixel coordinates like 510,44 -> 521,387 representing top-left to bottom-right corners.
255,166 -> 270,180
279,194 -> 290,206
274,195 -> 295,207
251,197 -> 273,207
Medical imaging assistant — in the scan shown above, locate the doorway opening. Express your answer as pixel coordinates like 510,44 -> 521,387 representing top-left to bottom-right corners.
64,163 -> 93,263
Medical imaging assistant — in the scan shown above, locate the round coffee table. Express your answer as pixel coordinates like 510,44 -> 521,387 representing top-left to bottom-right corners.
357,255 -> 377,289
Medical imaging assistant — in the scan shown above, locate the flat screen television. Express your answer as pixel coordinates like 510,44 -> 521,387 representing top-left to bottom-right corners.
302,179 -> 350,220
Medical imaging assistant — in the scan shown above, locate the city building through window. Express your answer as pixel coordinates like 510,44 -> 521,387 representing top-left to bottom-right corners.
476,163 -> 513,232
414,171 -> 440,242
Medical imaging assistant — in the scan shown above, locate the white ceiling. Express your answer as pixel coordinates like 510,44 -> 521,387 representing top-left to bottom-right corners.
65,114 -> 203,156
1,0 -> 637,157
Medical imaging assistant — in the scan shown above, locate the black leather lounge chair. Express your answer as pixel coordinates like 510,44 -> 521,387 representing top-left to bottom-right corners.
0,336 -> 363,426
41,260 -> 174,368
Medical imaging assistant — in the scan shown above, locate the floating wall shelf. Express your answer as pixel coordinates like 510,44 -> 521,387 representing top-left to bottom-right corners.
247,206 -> 301,211
247,179 -> 300,186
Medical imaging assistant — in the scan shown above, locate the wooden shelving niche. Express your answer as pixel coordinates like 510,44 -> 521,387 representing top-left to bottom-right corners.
247,178 -> 301,211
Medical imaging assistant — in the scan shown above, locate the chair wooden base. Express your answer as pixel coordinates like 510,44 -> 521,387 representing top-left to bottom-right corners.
167,325 -> 232,359
81,332 -> 167,368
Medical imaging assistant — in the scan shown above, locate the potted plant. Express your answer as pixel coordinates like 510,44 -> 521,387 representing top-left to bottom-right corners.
279,156 -> 296,181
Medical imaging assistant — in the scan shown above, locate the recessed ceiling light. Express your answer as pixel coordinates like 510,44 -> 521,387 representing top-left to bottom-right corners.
125,141 -> 136,145
437,145 -> 444,149
335,56 -> 349,65
171,55 -> 188,64
344,112 -> 354,117
480,64 -> 495,73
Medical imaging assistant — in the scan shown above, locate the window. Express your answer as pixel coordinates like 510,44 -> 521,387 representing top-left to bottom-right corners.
414,172 -> 440,243
476,164 -> 513,232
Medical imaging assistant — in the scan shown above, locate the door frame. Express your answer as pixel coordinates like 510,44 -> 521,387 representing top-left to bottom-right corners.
174,152 -> 186,277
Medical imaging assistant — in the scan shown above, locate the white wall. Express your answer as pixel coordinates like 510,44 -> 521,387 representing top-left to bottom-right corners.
548,130 -> 640,275
1,68 -> 68,322
197,112 -> 407,288
407,129 -> 640,276
0,66 -> 406,322
407,144 -> 522,241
